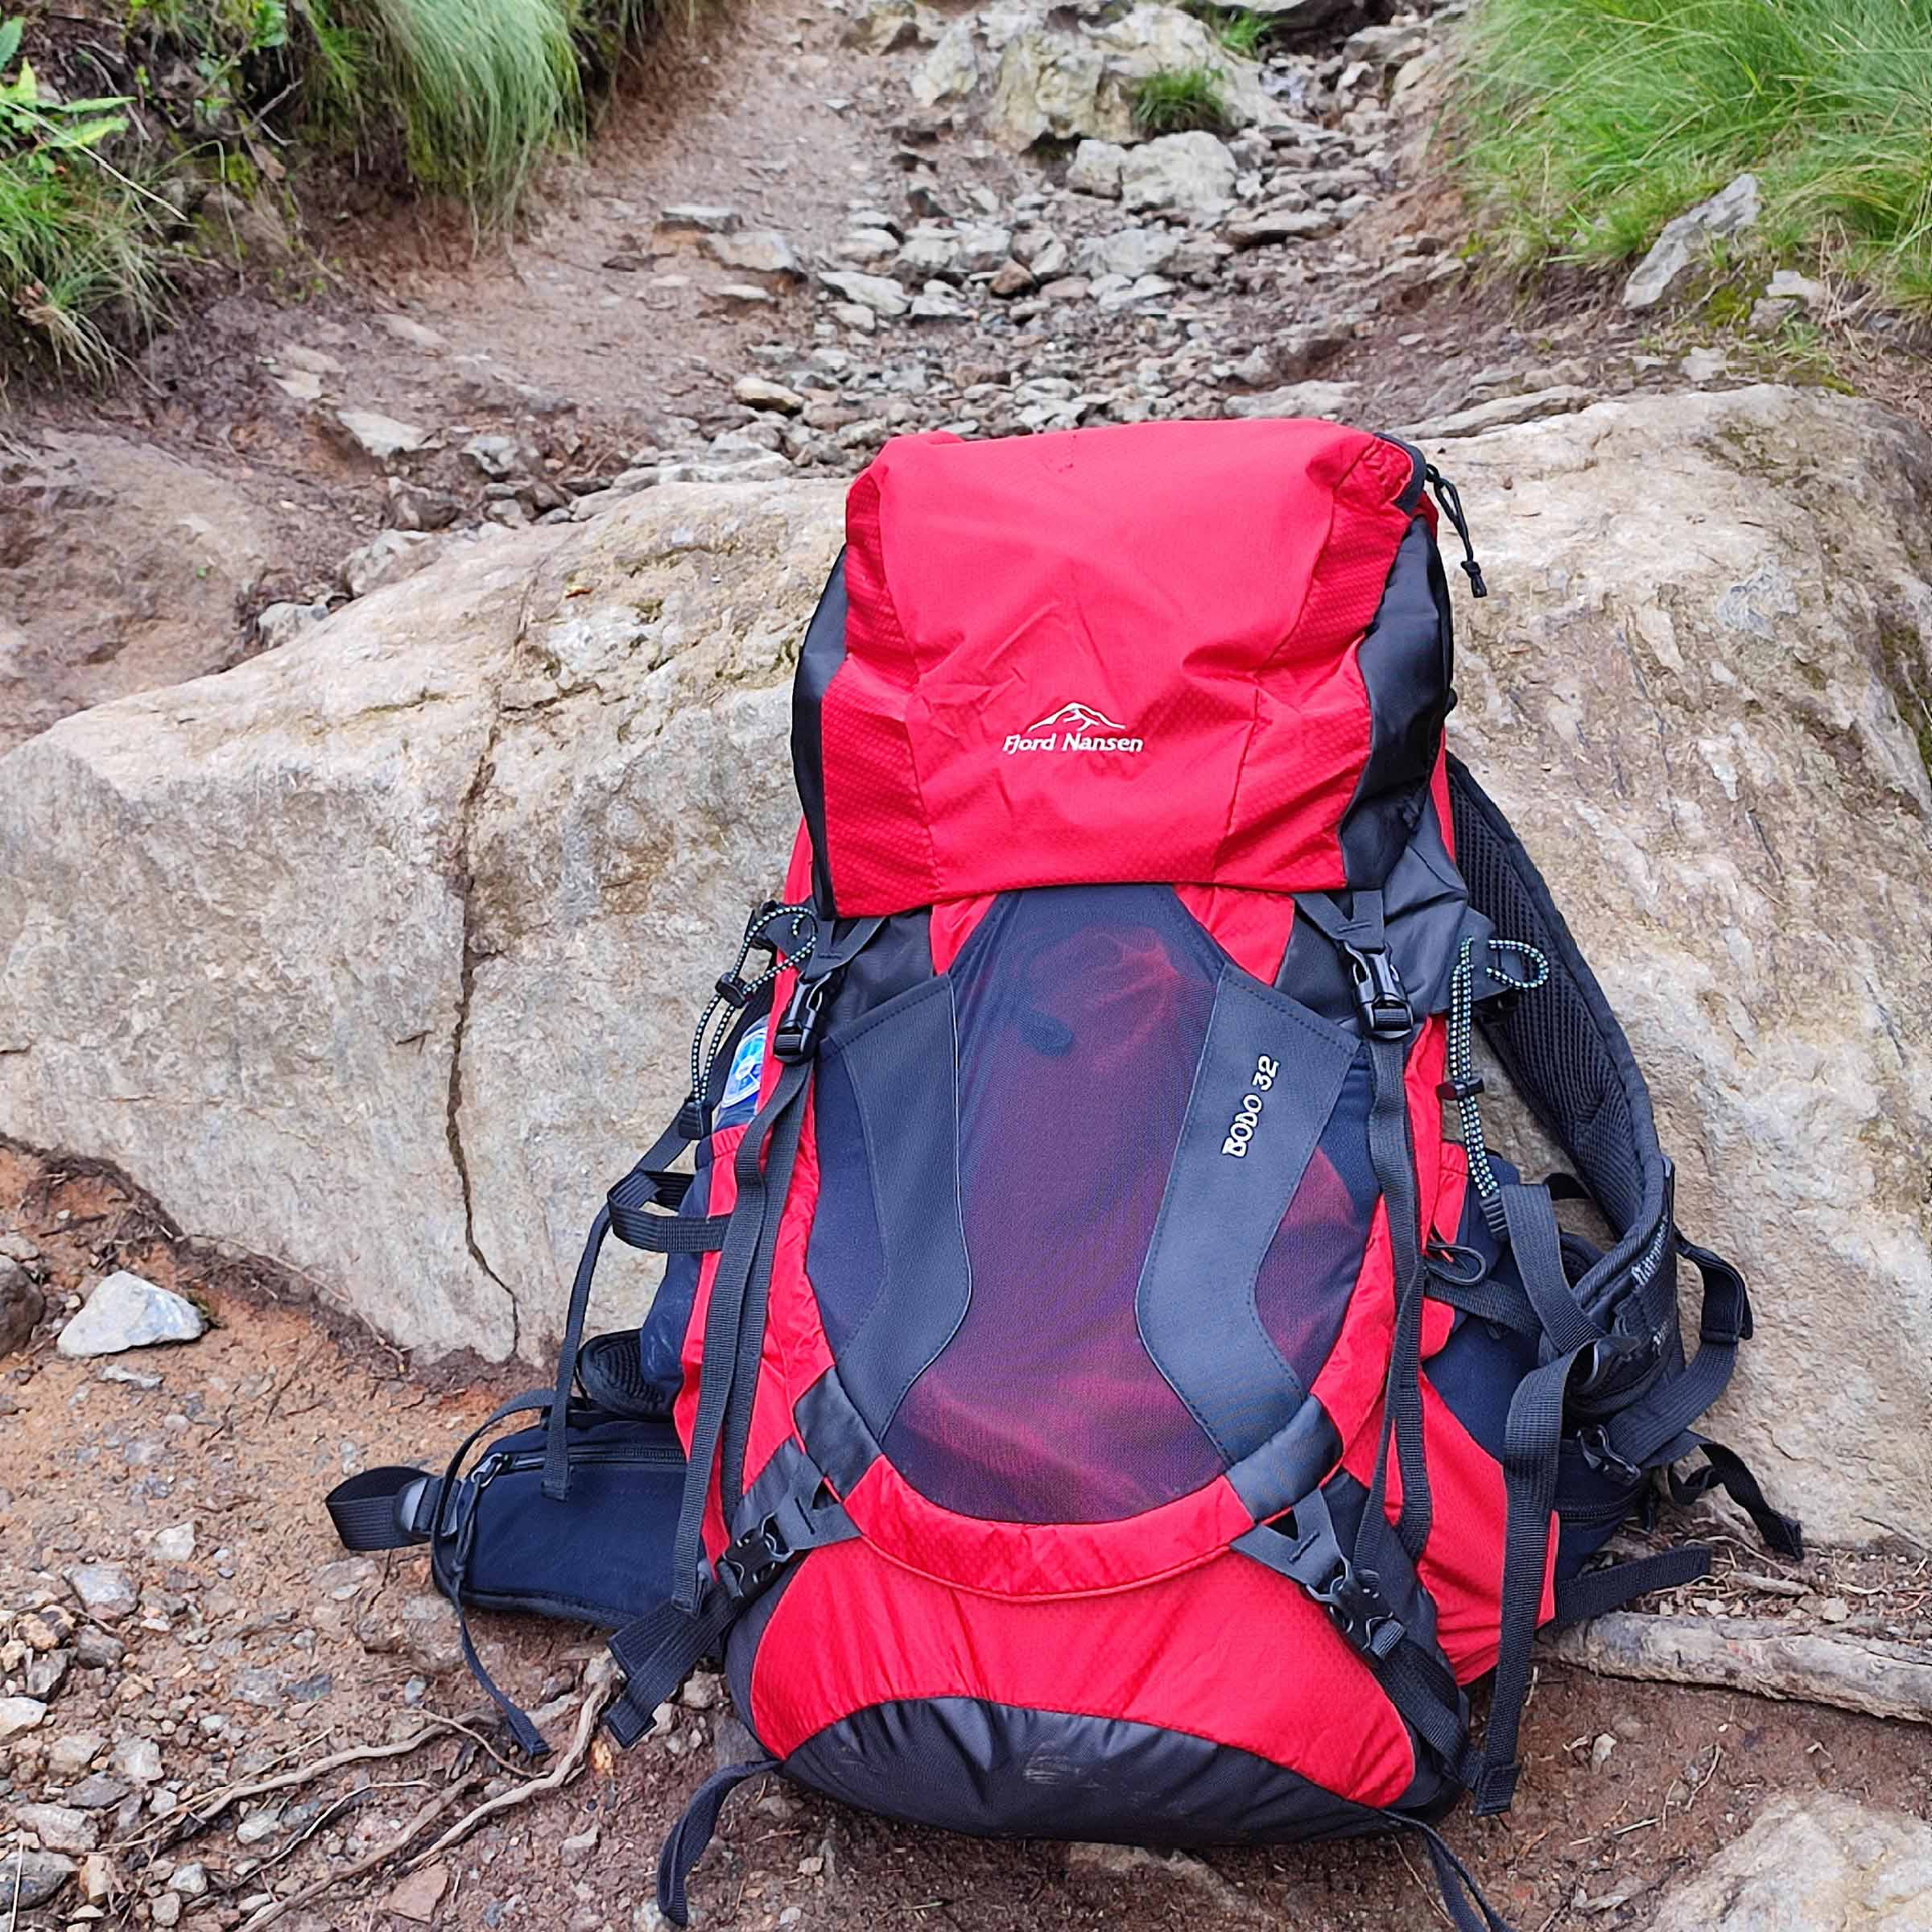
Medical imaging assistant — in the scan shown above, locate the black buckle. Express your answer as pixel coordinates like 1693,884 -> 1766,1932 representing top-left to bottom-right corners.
1576,1424 -> 1645,1486
773,974 -> 832,1063
1342,943 -> 1413,1039
714,972 -> 755,1009
1436,1072 -> 1485,1104
1307,1554 -> 1405,1658
714,1517 -> 791,1604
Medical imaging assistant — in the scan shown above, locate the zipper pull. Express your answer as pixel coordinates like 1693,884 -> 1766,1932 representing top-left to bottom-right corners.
1425,464 -> 1488,599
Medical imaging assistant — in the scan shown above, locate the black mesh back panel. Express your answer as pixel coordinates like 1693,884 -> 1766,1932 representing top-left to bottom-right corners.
1446,758 -> 1662,1241
881,886 -> 1228,1523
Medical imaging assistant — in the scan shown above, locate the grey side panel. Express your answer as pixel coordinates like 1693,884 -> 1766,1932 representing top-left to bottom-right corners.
1340,518 -> 1452,886
1224,1398 -> 1344,1521
783,1698 -> 1426,1844
794,1367 -> 881,1495
1136,968 -> 1357,1463
819,977 -> 973,1437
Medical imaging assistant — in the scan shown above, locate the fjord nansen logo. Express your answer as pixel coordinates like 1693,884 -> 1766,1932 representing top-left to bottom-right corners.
1002,701 -> 1145,758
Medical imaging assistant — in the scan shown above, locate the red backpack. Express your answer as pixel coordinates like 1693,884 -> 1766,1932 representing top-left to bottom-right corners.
331,419 -> 1798,1930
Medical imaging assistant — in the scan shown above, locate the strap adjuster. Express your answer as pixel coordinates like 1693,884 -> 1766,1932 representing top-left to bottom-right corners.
1576,1424 -> 1645,1486
1307,1555 -> 1406,1659
1342,943 -> 1413,1039
773,975 -> 832,1063
1436,1072 -> 1485,1104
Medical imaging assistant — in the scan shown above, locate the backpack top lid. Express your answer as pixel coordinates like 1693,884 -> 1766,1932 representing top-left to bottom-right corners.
793,417 -> 1451,916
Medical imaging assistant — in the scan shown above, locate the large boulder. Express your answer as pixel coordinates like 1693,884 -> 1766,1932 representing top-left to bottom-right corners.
1430,386 -> 1931,1550
0,487 -> 844,1360
0,386 -> 1926,1547
914,2 -> 1282,150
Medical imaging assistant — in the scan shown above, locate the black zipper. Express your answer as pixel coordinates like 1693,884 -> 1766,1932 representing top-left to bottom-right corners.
485,1440 -> 684,1480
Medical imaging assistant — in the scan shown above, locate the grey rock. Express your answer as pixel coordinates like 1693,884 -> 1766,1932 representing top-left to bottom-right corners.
254,601 -> 330,651
656,204 -> 739,235
1119,131 -> 1237,217
834,227 -> 902,268
340,530 -> 438,600
10,1802 -> 99,1854
168,1860 -> 209,1897
1622,171 -> 1762,310
1074,227 -> 1180,280
56,1272 -> 202,1359
1223,379 -> 1359,420
375,313 -> 448,352
819,270 -> 911,317
894,226 -> 963,280
909,279 -> 973,320
332,410 -> 431,462
1398,385 -> 1596,441
732,378 -> 804,415
462,434 -> 542,481
47,1732 -> 105,1778
954,222 -> 1014,275
1649,1794 -> 1932,1930
25,1648 -> 71,1698
1066,139 -> 1127,198
387,478 -> 463,532
109,1736 -> 163,1784
235,1808 -> 283,1845
712,282 -> 775,308
74,1628 -> 126,1669
1224,206 -> 1337,246
64,1563 -> 137,1620
0,1253 -> 43,1355
1767,267 -> 1827,310
7,1850 -> 75,1909
0,1695 -> 47,1740
63,1774 -> 129,1810
153,1521 -> 196,1562
702,230 -> 802,279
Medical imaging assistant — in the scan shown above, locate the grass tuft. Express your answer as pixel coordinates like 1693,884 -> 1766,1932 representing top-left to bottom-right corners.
1455,0 -> 1932,312
1132,64 -> 1232,136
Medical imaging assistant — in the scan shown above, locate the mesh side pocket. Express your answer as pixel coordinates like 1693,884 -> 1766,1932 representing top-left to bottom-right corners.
881,886 -> 1227,1524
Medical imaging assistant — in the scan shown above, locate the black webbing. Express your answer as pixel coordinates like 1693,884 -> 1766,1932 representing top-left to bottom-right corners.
544,1108 -> 698,1503
1394,1817 -> 1519,1932
604,1593 -> 739,1748
1551,1546 -> 1711,1625
1365,1030 -> 1434,1564
670,1059 -> 811,1612
324,1467 -> 435,1551
1424,1268 -> 1541,1341
1669,1439 -> 1804,1559
1497,1182 -> 1602,1358
656,1757 -> 778,1927
1474,1343 -> 1587,1814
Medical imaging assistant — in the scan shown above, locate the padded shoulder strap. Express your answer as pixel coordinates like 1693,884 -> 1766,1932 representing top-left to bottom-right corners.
1444,758 -> 1673,1335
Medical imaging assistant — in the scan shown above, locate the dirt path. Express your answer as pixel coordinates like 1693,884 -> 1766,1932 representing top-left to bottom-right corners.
2,0 -> 1705,758
5,1152 -> 1931,1932
7,4 -> 1932,1927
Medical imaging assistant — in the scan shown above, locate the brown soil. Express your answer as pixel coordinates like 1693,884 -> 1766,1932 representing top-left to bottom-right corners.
5,1149 -> 1930,1932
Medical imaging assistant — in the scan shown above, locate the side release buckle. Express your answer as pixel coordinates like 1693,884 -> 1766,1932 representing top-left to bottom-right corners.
1342,943 -> 1414,1039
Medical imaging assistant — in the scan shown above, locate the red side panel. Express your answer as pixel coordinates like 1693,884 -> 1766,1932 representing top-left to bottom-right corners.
751,1535 -> 1418,1807
818,421 -> 1419,914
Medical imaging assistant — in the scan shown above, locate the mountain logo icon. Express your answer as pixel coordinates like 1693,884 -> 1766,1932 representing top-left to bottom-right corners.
1002,700 -> 1145,758
1026,700 -> 1129,734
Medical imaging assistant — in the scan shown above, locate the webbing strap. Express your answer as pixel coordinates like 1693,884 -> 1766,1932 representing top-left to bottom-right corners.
1394,1818 -> 1518,1932
543,1107 -> 697,1502
1670,1439 -> 1805,1559
1597,1240 -> 1750,1474
1475,1343 -> 1587,1814
604,1594 -> 739,1749
1423,1267 -> 1541,1340
324,1466 -> 436,1551
656,1757 -> 778,1927
671,1059 -> 811,1612
1365,1030 -> 1433,1564
1551,1546 -> 1711,1626
1497,1182 -> 1602,1358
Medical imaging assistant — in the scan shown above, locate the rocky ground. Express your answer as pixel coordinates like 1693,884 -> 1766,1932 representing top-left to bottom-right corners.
3,1153 -> 1932,1932
4,0 -> 1932,1927
0,0 -> 1844,757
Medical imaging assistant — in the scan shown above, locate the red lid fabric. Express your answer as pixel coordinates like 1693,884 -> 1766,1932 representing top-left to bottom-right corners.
810,418 -> 1426,915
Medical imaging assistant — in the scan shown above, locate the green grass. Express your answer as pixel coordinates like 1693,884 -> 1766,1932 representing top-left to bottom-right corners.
1191,6 -> 1270,59
1456,0 -> 1932,312
1132,64 -> 1232,136
0,0 -> 683,374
